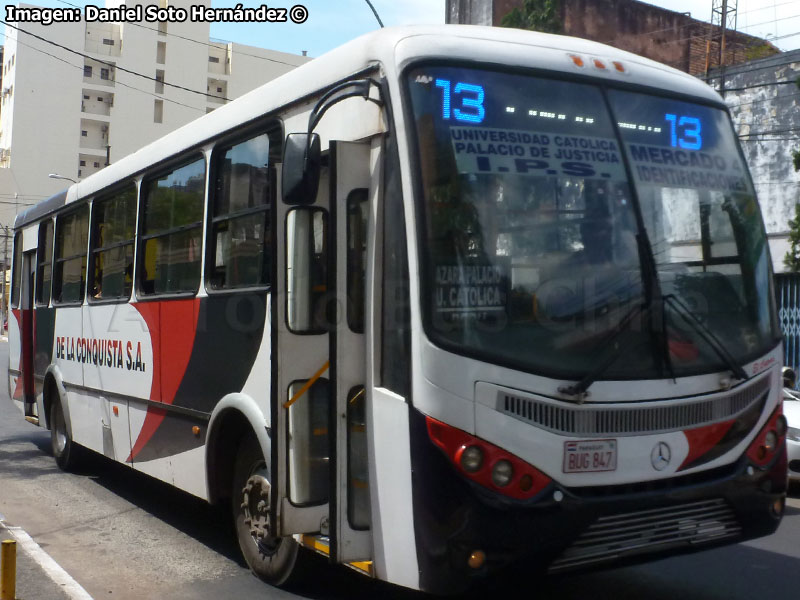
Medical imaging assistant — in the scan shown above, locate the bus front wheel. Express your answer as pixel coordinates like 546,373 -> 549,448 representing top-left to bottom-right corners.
50,398 -> 79,471
232,435 -> 308,586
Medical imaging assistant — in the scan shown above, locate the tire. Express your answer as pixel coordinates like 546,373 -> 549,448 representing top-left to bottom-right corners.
232,434 -> 309,587
50,397 -> 80,471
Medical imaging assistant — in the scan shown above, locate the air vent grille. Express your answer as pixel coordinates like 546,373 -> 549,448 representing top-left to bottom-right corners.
499,375 -> 770,437
549,499 -> 741,572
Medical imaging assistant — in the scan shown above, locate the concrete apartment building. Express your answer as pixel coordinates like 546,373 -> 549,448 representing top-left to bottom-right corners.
0,0 -> 311,228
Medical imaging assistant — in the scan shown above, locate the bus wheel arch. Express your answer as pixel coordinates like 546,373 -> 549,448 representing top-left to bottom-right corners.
42,369 -> 67,432
206,396 -> 271,506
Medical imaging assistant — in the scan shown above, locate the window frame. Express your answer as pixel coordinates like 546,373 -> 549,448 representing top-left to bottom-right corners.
88,181 -> 138,304
35,219 -> 54,307
52,204 -> 90,307
205,126 -> 280,295
10,231 -> 22,309
137,153 -> 206,300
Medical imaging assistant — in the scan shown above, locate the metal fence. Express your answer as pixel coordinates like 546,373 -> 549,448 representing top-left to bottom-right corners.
776,273 -> 800,384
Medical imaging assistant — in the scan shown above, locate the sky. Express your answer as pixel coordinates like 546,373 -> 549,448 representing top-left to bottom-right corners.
1,0 -> 798,57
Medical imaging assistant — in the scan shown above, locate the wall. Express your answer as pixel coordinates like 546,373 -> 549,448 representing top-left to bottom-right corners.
447,0 -> 778,75
709,52 -> 800,273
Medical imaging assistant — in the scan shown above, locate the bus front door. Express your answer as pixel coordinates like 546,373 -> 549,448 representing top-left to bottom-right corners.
273,138 -> 376,566
329,140 -> 374,563
274,158 -> 332,538
20,250 -> 36,419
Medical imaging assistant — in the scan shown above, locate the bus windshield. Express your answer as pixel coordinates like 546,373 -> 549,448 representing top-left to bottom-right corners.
406,64 -> 779,380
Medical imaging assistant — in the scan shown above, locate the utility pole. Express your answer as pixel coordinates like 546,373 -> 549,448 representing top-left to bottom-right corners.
707,0 -> 738,95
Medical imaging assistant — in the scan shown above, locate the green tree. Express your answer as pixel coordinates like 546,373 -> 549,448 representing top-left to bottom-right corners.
785,203 -> 800,271
500,0 -> 562,34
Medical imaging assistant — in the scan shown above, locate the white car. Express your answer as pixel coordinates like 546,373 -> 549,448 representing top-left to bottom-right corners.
784,386 -> 800,483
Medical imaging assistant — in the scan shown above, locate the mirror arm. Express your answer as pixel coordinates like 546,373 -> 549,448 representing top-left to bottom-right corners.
307,78 -> 382,135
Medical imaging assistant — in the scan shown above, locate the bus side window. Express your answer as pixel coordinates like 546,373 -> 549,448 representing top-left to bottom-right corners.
10,232 -> 22,308
36,220 -> 54,306
53,206 -> 89,305
347,189 -> 368,333
286,207 -> 328,333
139,156 -> 205,296
90,183 -> 136,301
208,131 -> 273,290
380,135 -> 410,397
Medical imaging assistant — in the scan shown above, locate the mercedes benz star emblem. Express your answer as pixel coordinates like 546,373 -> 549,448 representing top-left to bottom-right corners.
651,442 -> 672,471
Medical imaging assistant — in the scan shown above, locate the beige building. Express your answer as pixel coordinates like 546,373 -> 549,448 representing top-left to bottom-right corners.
0,0 -> 310,228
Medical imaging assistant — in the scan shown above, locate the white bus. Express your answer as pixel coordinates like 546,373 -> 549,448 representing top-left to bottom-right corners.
7,26 -> 788,593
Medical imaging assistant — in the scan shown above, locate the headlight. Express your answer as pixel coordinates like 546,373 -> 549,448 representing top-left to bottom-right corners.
788,426 -> 800,442
460,445 -> 484,473
491,460 -> 513,487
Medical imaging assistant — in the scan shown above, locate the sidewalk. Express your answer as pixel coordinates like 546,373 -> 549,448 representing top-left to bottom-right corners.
0,517 -> 88,600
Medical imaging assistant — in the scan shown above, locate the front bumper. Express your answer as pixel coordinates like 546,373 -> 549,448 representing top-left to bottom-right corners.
408,408 -> 786,595
788,438 -> 800,481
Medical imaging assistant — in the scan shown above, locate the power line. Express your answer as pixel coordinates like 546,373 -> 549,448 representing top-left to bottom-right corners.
364,0 -> 384,28
598,3 -> 795,48
2,29 -> 206,113
739,127 -> 800,137
726,89 -> 800,110
739,13 -> 800,31
722,79 -> 799,92
0,19 -> 230,101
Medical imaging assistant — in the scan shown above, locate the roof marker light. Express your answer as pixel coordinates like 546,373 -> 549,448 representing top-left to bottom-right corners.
506,106 -> 516,113
569,54 -> 585,68
593,58 -> 606,70
612,61 -> 626,73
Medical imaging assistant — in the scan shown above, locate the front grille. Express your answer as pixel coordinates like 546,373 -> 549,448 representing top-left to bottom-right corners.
549,499 -> 741,573
498,374 -> 770,437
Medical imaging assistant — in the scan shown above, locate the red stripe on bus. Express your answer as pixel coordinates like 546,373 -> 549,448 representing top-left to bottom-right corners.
679,418 -> 736,470
127,299 -> 200,462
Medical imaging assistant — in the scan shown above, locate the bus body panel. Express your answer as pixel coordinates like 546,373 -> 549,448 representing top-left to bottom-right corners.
367,386 -> 419,589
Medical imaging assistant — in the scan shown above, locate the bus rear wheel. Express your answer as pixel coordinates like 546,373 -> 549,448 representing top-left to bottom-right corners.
50,397 -> 79,471
232,435 -> 308,586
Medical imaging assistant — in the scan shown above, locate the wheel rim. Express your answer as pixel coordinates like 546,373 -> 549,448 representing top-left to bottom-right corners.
241,464 -> 282,556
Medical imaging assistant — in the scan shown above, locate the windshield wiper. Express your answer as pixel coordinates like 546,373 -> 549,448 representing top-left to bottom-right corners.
558,234 -> 676,403
558,301 -> 650,402
664,294 -> 750,382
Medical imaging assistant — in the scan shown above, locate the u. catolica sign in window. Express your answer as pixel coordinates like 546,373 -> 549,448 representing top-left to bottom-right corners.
434,263 -> 508,322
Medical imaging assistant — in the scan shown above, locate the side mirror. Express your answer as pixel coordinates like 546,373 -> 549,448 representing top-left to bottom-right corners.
282,133 -> 321,205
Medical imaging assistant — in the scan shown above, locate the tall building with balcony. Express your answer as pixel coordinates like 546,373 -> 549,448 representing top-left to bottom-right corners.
0,0 -> 310,227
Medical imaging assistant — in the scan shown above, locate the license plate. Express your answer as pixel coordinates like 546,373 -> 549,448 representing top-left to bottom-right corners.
563,439 -> 617,473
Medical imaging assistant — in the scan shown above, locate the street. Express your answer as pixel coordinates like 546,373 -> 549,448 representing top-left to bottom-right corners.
1,338 -> 799,599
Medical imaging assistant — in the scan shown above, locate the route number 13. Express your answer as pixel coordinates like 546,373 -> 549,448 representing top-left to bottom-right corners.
435,79 -> 486,124
665,113 -> 702,150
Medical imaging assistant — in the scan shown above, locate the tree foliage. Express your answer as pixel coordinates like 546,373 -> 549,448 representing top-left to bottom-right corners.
501,0 -> 562,34
785,203 -> 800,272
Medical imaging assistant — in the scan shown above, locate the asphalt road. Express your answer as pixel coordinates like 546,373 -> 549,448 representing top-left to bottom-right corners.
1,338 -> 799,599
